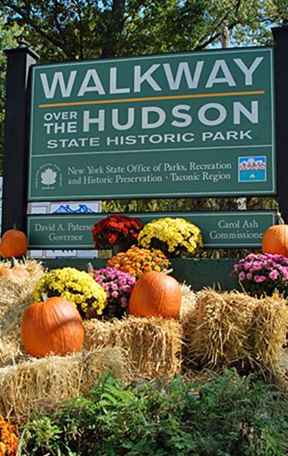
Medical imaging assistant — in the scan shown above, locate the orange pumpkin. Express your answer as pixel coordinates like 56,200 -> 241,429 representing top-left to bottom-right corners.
21,296 -> 84,357
0,229 -> 28,258
128,271 -> 181,319
262,224 -> 288,256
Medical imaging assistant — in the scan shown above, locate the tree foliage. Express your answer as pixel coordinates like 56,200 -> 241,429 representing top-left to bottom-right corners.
1,0 -> 288,63
0,15 -> 21,171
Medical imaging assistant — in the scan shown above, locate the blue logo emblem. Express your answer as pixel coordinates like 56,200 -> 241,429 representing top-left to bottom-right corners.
53,204 -> 94,214
238,156 -> 267,183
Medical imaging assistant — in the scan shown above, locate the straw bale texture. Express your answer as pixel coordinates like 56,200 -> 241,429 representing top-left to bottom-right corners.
184,289 -> 288,373
0,339 -> 25,368
0,347 -> 128,420
84,316 -> 182,379
251,294 -> 288,370
180,283 -> 197,321
184,289 -> 257,368
0,261 -> 44,366
0,272 -> 190,368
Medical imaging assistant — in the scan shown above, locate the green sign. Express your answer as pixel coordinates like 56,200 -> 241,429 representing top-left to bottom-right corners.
27,212 -> 276,249
28,48 -> 275,200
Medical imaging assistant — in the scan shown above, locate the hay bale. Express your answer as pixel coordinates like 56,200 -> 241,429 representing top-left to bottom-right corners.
0,261 -> 44,321
0,261 -> 44,366
0,339 -> 25,368
0,347 -> 128,420
184,289 -> 258,368
0,272 -> 188,369
251,294 -> 288,370
184,289 -> 288,373
82,346 -> 130,392
0,279 -> 32,366
180,283 -> 197,321
84,316 -> 182,379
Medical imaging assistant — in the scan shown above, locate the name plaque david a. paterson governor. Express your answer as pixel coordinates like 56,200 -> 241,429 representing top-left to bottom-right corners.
28,47 -> 275,200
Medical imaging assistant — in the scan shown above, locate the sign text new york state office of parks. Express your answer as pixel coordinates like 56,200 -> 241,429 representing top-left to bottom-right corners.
28,48 -> 275,200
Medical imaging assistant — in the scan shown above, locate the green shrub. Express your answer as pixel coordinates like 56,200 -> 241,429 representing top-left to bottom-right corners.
19,369 -> 288,456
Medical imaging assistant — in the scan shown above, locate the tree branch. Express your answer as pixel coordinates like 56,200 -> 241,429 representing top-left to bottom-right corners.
194,0 -> 242,50
195,21 -> 237,50
1,0 -> 74,58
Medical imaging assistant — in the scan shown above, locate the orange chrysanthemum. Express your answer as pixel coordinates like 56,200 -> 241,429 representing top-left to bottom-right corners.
0,416 -> 18,456
108,246 -> 170,279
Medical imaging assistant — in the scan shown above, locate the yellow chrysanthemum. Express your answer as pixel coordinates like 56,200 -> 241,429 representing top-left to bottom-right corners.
33,267 -> 107,318
138,217 -> 203,257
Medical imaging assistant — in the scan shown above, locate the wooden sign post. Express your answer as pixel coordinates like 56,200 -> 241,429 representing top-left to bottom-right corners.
272,26 -> 288,222
2,44 -> 38,234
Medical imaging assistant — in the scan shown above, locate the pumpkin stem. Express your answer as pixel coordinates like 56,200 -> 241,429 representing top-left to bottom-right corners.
41,293 -> 48,302
277,212 -> 285,225
87,262 -> 94,273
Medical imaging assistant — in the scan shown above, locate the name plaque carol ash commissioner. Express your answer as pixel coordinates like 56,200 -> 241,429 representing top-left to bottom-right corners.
28,48 -> 275,200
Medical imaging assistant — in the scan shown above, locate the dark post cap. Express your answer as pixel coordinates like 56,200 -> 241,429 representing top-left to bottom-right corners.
4,40 -> 39,60
272,24 -> 288,35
